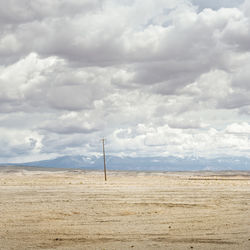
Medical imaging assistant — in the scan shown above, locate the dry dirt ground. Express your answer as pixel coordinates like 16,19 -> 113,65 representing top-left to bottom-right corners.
0,166 -> 250,250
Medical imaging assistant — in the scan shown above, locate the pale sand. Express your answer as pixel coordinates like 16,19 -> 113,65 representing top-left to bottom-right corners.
0,167 -> 250,249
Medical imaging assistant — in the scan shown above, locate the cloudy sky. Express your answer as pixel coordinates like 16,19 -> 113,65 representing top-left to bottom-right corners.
1,0 -> 250,163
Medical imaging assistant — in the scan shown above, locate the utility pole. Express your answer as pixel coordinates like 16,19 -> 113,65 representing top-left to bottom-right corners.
101,138 -> 107,181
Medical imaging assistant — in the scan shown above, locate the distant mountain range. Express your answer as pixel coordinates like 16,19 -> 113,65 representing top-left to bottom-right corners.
5,155 -> 250,171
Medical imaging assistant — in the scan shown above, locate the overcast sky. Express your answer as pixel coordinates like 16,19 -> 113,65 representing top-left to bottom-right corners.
1,0 -> 250,162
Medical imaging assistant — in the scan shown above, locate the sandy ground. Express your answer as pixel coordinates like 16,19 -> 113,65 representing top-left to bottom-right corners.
0,167 -> 250,250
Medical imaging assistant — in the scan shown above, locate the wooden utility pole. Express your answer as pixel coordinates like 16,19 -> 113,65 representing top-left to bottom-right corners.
101,138 -> 107,181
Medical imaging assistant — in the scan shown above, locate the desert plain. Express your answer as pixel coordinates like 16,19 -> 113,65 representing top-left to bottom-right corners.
0,166 -> 250,250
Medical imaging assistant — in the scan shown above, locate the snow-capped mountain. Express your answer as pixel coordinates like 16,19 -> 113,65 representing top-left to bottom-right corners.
11,155 -> 250,171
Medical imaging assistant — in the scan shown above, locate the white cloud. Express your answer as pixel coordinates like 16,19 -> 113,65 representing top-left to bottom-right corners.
0,127 -> 43,158
1,0 -> 250,161
226,122 -> 250,134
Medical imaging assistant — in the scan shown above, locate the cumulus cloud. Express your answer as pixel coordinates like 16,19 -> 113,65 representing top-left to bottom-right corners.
0,127 -> 43,157
191,0 -> 245,11
1,0 -> 250,162
39,112 -> 101,134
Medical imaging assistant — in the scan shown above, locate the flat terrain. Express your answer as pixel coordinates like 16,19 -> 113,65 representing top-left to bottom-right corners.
0,166 -> 250,249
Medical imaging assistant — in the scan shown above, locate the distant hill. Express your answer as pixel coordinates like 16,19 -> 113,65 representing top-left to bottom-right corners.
6,155 -> 250,171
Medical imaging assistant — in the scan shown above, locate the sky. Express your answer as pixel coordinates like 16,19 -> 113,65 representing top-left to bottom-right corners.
1,0 -> 250,163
